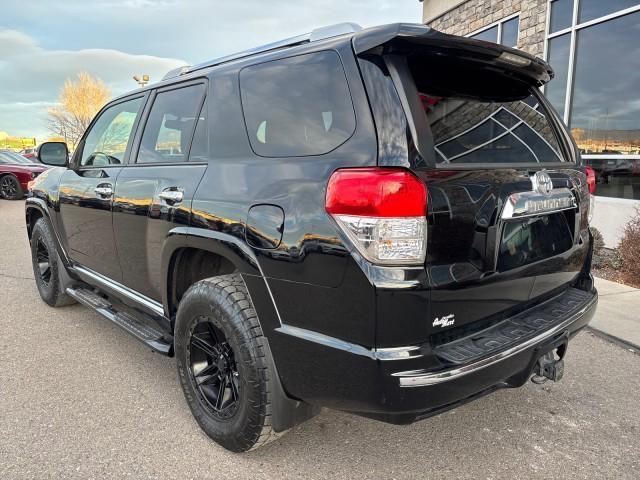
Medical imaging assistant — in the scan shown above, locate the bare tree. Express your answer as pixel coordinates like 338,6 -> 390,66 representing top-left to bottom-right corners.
47,72 -> 111,147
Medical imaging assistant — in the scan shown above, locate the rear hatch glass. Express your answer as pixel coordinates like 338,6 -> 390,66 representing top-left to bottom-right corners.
424,94 -> 565,165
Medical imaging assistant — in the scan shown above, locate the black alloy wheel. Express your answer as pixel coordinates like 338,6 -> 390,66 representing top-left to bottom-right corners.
175,275 -> 280,452
35,238 -> 52,286
188,316 -> 240,419
0,175 -> 22,200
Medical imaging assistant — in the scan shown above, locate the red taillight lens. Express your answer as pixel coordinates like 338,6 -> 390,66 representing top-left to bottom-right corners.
585,167 -> 596,195
325,168 -> 428,265
325,168 -> 427,217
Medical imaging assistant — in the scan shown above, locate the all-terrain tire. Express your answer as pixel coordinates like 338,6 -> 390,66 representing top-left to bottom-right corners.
30,218 -> 75,307
175,274 -> 281,452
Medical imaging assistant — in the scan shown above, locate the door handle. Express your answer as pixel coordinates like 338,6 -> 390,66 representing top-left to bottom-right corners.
159,188 -> 184,205
94,184 -> 113,198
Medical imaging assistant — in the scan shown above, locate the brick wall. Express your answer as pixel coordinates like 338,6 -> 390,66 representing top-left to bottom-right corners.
425,0 -> 548,58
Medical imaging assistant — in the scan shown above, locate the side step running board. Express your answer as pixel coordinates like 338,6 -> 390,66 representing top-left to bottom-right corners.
66,287 -> 172,355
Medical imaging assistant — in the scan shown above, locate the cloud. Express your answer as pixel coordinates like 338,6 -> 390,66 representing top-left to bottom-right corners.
0,0 -> 422,140
0,28 -> 185,140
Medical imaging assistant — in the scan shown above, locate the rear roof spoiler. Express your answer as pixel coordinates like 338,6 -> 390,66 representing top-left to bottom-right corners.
352,23 -> 554,87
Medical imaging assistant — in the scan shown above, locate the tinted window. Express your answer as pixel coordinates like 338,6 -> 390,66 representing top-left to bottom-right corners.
137,84 -> 205,164
427,95 -> 564,164
240,51 -> 355,157
81,97 -> 143,167
189,98 -> 208,161
550,0 -> 573,33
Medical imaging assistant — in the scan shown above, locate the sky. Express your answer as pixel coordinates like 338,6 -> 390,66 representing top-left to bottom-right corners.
0,0 -> 423,142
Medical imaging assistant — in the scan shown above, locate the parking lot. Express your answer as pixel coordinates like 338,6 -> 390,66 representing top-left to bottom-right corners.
1,198 -> 639,479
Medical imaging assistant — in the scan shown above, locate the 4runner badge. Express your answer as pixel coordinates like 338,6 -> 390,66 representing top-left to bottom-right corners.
432,314 -> 455,328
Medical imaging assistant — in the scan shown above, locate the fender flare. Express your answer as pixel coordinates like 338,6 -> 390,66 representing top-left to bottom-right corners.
161,227 -> 318,431
160,226 -> 262,315
25,197 -> 71,266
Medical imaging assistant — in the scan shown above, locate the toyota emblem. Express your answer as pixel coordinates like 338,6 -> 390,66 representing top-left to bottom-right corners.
531,170 -> 553,195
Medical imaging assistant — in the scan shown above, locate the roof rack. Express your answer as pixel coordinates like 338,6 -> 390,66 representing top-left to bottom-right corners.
162,22 -> 362,81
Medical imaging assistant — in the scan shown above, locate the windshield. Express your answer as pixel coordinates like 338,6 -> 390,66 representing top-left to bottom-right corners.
0,151 -> 32,165
423,94 -> 565,165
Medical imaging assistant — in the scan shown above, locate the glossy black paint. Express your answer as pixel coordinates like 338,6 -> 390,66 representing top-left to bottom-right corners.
24,24 -> 597,425
113,163 -> 207,300
57,167 -> 124,280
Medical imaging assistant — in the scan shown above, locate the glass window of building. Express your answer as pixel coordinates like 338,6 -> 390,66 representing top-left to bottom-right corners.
545,33 -> 571,118
578,0 -> 639,23
501,16 -> 519,47
469,16 -> 519,47
471,25 -> 498,42
550,0 -> 573,33
546,1 -> 640,200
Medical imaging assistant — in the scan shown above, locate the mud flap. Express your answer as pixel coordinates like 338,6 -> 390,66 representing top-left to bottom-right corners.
263,338 -> 320,432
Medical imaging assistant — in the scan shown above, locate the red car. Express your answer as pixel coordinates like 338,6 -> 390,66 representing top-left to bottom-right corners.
20,147 -> 38,159
0,150 -> 48,200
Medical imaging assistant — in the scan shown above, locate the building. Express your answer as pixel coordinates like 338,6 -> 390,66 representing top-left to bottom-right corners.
421,0 -> 640,247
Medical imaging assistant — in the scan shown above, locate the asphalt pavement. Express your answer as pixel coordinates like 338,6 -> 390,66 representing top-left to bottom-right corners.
1,198 -> 639,479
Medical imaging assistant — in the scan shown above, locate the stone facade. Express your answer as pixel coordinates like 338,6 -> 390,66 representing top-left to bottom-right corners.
424,0 -> 549,58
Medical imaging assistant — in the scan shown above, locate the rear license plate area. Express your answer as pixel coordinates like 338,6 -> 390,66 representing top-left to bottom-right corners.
497,212 -> 574,272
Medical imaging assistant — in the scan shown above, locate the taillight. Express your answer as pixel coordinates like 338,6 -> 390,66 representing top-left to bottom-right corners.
325,167 -> 427,265
585,167 -> 596,195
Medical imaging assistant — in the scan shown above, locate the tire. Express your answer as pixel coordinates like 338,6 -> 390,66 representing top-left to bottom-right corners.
30,218 -> 75,307
0,175 -> 23,200
175,274 -> 281,452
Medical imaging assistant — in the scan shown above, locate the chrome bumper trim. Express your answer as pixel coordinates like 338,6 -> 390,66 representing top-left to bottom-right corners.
275,324 -> 424,361
393,292 -> 598,387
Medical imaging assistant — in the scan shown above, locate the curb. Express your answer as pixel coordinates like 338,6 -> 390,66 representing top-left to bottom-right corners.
586,327 -> 640,354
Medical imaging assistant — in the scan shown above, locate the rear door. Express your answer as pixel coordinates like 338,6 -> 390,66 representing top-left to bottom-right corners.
358,31 -> 591,335
112,81 -> 208,301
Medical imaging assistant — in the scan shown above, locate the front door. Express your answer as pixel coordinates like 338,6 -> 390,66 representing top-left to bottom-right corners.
112,81 -> 208,301
58,95 -> 146,280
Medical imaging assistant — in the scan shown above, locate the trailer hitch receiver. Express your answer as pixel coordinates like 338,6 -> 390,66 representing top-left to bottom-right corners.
531,342 -> 567,384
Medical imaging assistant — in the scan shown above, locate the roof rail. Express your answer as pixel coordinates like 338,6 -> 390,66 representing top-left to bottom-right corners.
161,65 -> 191,81
162,22 -> 362,80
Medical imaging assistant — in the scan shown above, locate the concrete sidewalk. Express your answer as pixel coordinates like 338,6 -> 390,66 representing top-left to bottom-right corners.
590,277 -> 640,351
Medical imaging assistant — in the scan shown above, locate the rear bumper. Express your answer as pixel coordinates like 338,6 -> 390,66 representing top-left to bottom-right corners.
372,288 -> 597,424
394,288 -> 597,387
271,286 -> 598,424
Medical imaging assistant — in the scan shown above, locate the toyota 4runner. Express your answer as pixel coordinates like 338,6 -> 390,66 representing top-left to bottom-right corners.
27,23 -> 598,452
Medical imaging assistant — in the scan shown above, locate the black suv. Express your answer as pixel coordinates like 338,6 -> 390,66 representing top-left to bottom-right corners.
27,23 -> 598,452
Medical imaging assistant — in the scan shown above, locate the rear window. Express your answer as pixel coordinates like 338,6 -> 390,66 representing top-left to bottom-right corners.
423,94 -> 565,164
240,51 -> 356,157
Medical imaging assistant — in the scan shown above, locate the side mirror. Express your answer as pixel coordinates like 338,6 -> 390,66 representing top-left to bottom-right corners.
38,141 -> 69,167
